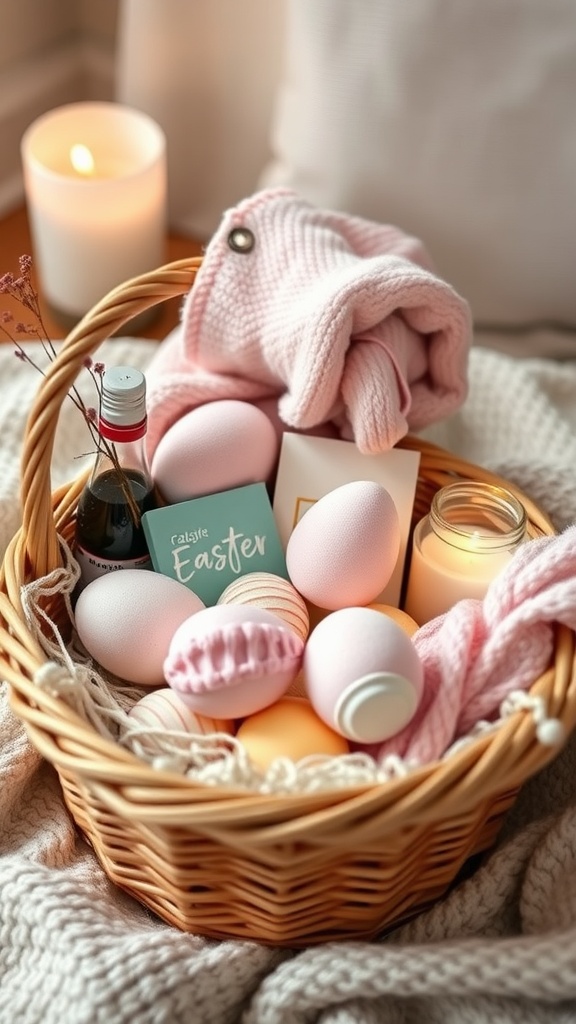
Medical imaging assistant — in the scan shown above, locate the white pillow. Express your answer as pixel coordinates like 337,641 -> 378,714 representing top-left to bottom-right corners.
260,0 -> 576,328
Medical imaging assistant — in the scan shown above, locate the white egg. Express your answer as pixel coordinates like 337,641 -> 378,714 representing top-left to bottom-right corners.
303,607 -> 424,743
74,569 -> 205,686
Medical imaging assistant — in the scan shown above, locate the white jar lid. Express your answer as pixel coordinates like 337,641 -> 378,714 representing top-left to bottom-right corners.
333,672 -> 419,743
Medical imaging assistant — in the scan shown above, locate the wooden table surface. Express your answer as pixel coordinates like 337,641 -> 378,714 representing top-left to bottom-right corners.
0,205 -> 203,343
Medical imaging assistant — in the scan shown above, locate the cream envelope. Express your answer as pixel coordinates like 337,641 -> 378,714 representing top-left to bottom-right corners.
272,434 -> 421,608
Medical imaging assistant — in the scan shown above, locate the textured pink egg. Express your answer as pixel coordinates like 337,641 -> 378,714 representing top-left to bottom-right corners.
164,604 -> 304,718
303,607 -> 424,743
74,569 -> 205,686
151,399 -> 279,503
285,480 -> 400,610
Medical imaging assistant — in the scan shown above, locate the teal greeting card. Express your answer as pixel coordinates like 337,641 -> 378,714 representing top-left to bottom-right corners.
142,483 -> 288,606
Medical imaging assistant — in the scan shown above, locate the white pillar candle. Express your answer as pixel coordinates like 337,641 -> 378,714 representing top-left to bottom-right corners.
21,102 -> 167,320
404,482 -> 526,625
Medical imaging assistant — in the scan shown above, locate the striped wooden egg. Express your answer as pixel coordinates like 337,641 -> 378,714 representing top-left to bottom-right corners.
128,688 -> 234,736
217,571 -> 310,642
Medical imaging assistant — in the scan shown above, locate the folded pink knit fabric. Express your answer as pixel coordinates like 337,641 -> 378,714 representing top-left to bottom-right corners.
373,525 -> 576,766
145,188 -> 472,457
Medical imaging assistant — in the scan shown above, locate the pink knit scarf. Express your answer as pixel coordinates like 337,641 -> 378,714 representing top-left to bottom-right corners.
373,525 -> 576,765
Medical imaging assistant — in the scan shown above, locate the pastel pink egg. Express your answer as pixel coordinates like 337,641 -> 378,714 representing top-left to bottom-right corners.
164,604 -> 304,718
303,607 -> 423,743
217,571 -> 310,641
285,480 -> 400,610
74,569 -> 205,687
128,688 -> 234,735
151,399 -> 279,503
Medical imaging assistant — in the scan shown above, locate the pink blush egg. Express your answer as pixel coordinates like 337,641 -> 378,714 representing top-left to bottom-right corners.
286,480 -> 400,610
128,688 -> 234,736
74,569 -> 205,687
151,399 -> 279,503
164,604 -> 304,718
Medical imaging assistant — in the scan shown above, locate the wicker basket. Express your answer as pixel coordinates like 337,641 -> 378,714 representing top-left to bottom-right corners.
2,257 -> 576,947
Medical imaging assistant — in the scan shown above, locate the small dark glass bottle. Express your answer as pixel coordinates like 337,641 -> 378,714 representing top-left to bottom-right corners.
75,365 -> 158,590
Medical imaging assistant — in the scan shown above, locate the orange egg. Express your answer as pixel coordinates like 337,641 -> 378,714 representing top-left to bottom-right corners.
366,603 -> 419,637
236,697 -> 349,770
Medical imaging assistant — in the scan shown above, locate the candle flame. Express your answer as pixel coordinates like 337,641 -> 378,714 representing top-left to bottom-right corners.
70,143 -> 95,176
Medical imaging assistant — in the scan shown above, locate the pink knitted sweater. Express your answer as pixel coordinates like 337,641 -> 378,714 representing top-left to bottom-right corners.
145,188 -> 472,456
373,525 -> 576,765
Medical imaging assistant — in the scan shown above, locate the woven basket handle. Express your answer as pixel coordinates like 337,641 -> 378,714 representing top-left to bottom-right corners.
19,257 -> 202,581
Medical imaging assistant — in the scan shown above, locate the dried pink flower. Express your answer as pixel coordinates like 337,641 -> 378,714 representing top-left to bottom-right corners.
3,254 -> 139,526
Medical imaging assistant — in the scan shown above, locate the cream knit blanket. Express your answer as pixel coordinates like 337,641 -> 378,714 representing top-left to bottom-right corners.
2,333 -> 576,1023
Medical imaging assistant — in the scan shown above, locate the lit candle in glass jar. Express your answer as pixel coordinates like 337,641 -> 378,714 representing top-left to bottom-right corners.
21,102 -> 166,327
404,481 -> 527,625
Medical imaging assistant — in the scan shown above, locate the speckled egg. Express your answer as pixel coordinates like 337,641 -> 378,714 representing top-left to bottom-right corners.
74,569 -> 205,687
217,571 -> 310,641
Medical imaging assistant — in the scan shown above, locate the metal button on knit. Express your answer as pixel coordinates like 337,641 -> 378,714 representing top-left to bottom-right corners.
227,226 -> 255,253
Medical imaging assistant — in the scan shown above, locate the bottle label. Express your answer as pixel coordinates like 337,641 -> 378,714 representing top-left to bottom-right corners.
75,544 -> 152,587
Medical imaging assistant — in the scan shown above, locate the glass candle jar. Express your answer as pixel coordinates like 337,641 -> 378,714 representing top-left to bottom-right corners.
404,481 -> 527,625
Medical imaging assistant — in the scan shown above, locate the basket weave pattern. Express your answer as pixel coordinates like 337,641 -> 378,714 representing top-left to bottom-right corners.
1,257 -> 576,946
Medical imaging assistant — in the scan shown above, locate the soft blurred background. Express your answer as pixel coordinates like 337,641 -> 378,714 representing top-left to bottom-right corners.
0,0 -> 285,241
0,0 -> 119,213
1,0 -> 575,351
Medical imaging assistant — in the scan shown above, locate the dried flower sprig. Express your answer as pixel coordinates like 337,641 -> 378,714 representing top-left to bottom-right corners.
1,255 -> 141,526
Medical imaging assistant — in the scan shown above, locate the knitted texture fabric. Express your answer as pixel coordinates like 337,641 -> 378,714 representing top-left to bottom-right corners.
373,524 -> 576,764
2,337 -> 576,1023
144,188 -> 472,457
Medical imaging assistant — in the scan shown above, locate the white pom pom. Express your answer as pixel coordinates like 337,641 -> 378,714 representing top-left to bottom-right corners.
536,718 -> 566,746
34,662 -> 74,694
152,754 -> 186,773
